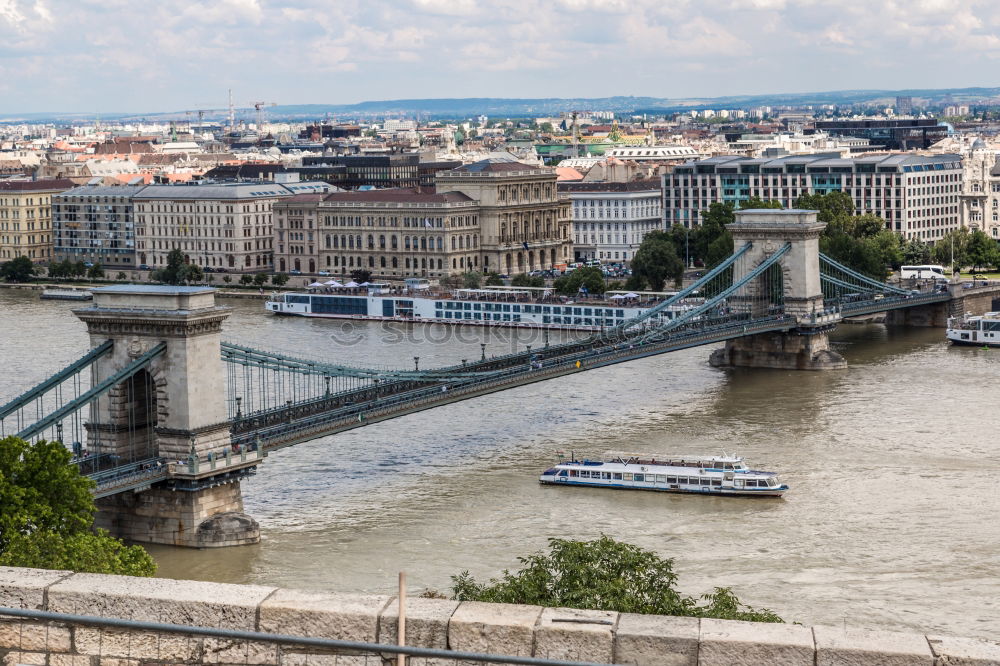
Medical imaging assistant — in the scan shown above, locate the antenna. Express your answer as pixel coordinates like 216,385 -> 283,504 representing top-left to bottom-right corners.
228,89 -> 235,133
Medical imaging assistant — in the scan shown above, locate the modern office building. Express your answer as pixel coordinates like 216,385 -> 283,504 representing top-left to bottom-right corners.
663,153 -> 963,243
559,180 -> 662,262
813,118 -> 947,151
0,179 -> 75,263
52,184 -> 147,268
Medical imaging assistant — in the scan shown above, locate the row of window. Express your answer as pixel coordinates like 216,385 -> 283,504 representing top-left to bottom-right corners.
568,470 -> 773,487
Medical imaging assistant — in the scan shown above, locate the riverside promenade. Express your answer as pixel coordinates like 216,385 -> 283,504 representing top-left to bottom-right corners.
1,567 -> 998,665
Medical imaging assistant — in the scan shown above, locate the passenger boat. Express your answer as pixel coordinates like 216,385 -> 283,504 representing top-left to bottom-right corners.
265,286 -> 695,331
539,452 -> 788,497
946,312 -> 1000,347
40,288 -> 93,301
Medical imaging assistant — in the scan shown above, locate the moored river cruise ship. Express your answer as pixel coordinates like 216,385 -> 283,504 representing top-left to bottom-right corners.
947,312 -> 1000,347
539,452 -> 788,497
265,286 -> 695,331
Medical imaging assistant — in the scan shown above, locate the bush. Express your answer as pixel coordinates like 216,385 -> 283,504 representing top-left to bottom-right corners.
451,536 -> 782,622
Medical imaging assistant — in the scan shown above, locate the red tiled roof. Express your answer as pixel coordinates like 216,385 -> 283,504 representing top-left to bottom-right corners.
0,178 -> 76,191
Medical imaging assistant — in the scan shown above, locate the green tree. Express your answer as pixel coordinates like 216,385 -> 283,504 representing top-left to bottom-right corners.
239,274 -> 254,286
451,536 -> 781,623
72,261 -> 87,278
252,273 -> 269,287
462,272 -> 482,289
179,264 -> 203,284
222,275 -> 232,284
511,273 -> 544,288
965,229 -> 1000,272
852,214 -> 886,239
350,269 -> 373,283
630,231 -> 684,290
484,272 -> 505,286
864,230 -> 904,271
152,249 -> 187,285
794,191 -> 855,232
272,273 -> 289,287
539,122 -> 554,133
902,238 -> 932,265
0,436 -> 155,576
86,263 -> 105,279
553,266 -> 605,295
933,228 -> 970,271
115,272 -> 127,281
0,256 -> 36,283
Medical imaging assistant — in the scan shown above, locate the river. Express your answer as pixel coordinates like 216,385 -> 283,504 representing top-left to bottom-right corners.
1,288 -> 997,639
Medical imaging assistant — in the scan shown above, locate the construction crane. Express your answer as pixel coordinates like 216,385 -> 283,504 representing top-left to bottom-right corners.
252,101 -> 277,130
183,108 -> 227,131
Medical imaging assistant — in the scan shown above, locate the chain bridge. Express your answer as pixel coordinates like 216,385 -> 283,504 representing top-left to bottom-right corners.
1,209 -> 983,548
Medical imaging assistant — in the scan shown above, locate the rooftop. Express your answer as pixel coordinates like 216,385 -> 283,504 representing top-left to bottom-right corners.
321,188 -> 475,205
0,178 -> 76,192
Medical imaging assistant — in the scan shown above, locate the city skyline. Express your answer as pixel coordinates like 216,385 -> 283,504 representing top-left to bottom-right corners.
2,0 -> 1000,115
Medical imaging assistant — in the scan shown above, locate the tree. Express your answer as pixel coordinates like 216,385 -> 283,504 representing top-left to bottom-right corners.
511,273 -> 544,288
72,261 -> 87,278
115,272 -> 127,281
272,273 -> 289,287
933,228 -> 970,271
451,536 -> 781,623
86,263 -> 105,279
0,436 -> 155,576
902,238 -> 932,265
462,272 -> 482,289
484,272 -> 505,286
179,264 -> 203,284
853,214 -> 886,239
239,274 -> 254,286
222,275 -> 232,284
252,273 -> 269,287
553,266 -> 605,295
630,231 -> 684,290
864,230 -> 904,271
0,256 -> 36,283
965,230 -> 1000,272
152,249 -> 187,285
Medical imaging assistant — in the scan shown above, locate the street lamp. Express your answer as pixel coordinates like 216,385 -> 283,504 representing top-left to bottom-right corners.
413,356 -> 420,372
480,343 -> 487,360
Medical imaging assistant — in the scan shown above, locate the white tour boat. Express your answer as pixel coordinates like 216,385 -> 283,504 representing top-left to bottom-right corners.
947,312 -> 1000,347
539,452 -> 788,497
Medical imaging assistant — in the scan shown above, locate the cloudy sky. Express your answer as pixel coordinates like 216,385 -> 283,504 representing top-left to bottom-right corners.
1,0 -> 999,114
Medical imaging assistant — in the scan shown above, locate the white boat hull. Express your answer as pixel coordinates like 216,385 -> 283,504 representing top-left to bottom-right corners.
539,475 -> 787,497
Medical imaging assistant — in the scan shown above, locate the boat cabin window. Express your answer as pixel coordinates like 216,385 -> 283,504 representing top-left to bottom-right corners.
666,476 -> 677,484
700,478 -> 711,486
711,479 -> 722,486
558,470 -> 568,477
623,473 -> 633,481
655,475 -> 666,483
602,472 -> 611,480
569,470 -> 578,477
633,474 -> 644,482
677,477 -> 688,484
767,478 -> 777,487
746,479 -> 758,487
612,473 -> 622,480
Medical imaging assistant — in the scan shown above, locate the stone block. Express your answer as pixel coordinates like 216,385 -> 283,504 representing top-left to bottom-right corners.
0,567 -> 73,610
927,634 -> 1000,664
613,613 -> 699,666
96,660 -> 140,666
47,573 -> 275,630
202,638 -> 278,665
259,590 -> 391,643
279,652 -> 370,666
73,627 -> 201,662
448,602 -> 542,659
698,618 -> 814,666
49,655 -> 94,666
2,651 -> 47,665
814,625 -> 932,665
0,620 -> 71,652
533,607 -> 616,663
378,597 -> 459,649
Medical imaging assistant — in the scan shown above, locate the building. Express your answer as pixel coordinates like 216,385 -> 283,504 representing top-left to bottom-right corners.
52,184 -> 148,268
0,179 -> 75,263
299,154 -> 460,190
813,118 -> 947,151
134,180 -> 333,273
958,138 -> 1000,238
664,153 -> 963,243
435,158 -> 572,274
896,96 -> 914,115
271,158 -> 572,278
559,180 -> 662,262
274,189 -> 480,278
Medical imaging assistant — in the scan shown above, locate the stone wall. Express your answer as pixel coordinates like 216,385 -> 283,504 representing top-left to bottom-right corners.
1,568 -> 999,665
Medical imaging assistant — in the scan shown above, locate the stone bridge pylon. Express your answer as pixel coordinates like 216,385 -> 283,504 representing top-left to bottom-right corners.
75,286 -> 260,548
709,209 -> 847,370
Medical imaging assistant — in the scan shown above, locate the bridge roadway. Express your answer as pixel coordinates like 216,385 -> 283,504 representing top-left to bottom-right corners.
85,289 -> 949,497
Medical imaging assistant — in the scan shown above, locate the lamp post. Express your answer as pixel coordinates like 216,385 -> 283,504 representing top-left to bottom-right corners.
413,356 -> 420,372
480,343 -> 487,361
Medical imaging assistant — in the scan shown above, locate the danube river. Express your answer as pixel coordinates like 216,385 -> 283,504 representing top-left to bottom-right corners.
1,289 -> 997,639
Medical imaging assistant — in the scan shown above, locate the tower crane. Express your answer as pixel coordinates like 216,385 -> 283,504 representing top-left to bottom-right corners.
252,101 -> 277,130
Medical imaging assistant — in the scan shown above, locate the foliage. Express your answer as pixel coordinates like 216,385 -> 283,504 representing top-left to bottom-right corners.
553,267 -> 605,295
252,273 -> 269,287
48,260 -> 86,279
795,192 -> 897,279
624,274 -> 646,291
272,273 -> 289,287
629,231 -> 684,290
462,271 -> 482,289
932,228 -> 969,271
151,249 -> 201,285
350,269 -> 373,283
0,256 -> 36,283
239,274 -> 254,286
965,229 -> 1000,271
115,272 -> 127,281
484,272 -> 505,286
86,263 -> 105,279
451,536 -> 781,623
222,275 -> 232,284
511,273 -> 544,288
902,238 -> 932,265
0,436 -> 155,576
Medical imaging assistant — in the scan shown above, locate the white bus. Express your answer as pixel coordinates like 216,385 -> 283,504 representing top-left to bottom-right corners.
900,265 -> 949,281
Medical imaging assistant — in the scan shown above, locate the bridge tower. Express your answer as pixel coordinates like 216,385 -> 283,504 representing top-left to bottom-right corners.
709,209 -> 847,370
75,286 -> 260,548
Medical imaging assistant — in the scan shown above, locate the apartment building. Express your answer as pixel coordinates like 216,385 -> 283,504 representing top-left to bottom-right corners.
559,180 -> 662,262
0,179 -> 75,262
52,184 -> 147,268
664,153 -> 963,243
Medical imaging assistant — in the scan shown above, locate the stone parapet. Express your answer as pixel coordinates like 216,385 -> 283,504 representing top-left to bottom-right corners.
1,567 -> 999,665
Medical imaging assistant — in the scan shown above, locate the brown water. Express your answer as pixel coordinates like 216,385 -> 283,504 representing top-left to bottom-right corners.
1,289 -> 998,638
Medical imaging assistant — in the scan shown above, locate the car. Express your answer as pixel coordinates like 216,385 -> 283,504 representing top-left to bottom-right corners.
318,270 -> 331,276
202,266 -> 214,273
138,264 -> 150,270
289,269 -> 302,275
83,262 -> 94,268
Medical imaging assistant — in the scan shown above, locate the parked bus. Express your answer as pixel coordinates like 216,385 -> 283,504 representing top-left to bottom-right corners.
900,265 -> 949,281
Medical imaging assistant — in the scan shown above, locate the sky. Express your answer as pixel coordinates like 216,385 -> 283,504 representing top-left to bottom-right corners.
1,0 -> 1000,114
